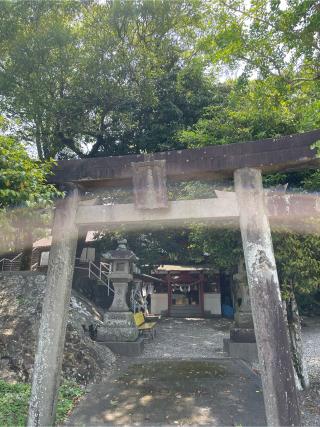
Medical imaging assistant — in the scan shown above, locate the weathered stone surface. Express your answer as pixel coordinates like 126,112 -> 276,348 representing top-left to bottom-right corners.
0,272 -> 115,385
233,259 -> 254,330
235,167 -> 300,426
131,159 -> 168,209
234,311 -> 254,329
97,312 -> 139,342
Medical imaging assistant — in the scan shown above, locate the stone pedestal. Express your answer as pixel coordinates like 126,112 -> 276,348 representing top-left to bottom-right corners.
96,278 -> 139,343
97,311 -> 139,342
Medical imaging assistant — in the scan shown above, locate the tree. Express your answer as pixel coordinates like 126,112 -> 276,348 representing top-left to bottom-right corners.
0,130 -> 61,268
0,0 -> 213,159
201,0 -> 320,83
179,73 -> 320,148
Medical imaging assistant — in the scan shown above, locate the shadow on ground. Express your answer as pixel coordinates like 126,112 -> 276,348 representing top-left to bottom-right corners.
66,358 -> 267,426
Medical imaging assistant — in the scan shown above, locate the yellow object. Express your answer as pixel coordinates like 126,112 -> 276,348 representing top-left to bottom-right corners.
134,312 -> 157,338
134,312 -> 145,327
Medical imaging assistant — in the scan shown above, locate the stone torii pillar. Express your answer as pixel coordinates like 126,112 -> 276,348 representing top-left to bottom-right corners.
28,186 -> 80,427
234,168 -> 300,426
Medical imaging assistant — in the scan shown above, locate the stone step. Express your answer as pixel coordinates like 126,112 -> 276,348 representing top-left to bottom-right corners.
170,305 -> 201,310
169,306 -> 203,318
170,310 -> 202,315
161,309 -> 213,318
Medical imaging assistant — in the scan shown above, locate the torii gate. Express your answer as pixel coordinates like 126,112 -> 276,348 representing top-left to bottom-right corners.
28,129 -> 320,427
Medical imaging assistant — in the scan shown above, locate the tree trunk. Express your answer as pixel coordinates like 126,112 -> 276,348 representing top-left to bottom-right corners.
284,283 -> 310,390
35,121 -> 44,161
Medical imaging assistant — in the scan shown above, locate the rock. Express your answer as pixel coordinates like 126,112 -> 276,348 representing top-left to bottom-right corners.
0,272 -> 116,385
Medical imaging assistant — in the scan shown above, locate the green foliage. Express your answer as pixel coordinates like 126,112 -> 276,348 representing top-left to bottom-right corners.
179,0 -> 320,149
178,75 -> 319,147
188,226 -> 242,269
0,0 -> 213,159
273,232 -> 320,296
96,225 -> 242,272
0,380 -> 84,426
0,133 -> 61,253
0,135 -> 59,209
0,380 -> 29,427
96,228 -> 198,269
273,232 -> 320,314
56,381 -> 85,423
303,170 -> 320,191
201,0 -> 320,82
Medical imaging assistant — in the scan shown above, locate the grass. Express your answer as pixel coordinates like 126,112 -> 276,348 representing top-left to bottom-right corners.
0,379 -> 85,426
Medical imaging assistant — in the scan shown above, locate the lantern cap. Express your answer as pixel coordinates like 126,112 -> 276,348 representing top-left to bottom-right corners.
102,239 -> 138,262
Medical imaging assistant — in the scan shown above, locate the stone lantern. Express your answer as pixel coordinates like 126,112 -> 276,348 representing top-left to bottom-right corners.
223,258 -> 258,364
96,239 -> 140,350
103,239 -> 138,312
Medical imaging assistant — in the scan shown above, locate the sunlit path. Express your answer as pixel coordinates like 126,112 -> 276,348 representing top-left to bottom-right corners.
67,361 -> 266,426
66,318 -> 267,426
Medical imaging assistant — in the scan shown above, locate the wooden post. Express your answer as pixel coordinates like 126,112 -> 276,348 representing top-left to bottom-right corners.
28,186 -> 80,427
234,168 -> 300,427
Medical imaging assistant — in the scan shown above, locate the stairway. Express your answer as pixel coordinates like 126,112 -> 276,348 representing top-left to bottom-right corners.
87,261 -> 114,295
0,253 -> 22,271
169,305 -> 203,318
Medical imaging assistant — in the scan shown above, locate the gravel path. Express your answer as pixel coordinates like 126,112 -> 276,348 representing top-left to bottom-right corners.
141,317 -> 232,359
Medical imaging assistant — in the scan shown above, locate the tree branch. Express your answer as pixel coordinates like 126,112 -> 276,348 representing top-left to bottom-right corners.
56,132 -> 85,158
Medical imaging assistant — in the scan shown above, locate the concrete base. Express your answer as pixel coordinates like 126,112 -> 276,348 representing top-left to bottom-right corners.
102,336 -> 144,356
230,327 -> 256,343
224,338 -> 258,364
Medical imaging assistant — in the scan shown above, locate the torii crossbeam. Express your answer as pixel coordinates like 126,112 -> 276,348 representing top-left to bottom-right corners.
49,129 -> 320,187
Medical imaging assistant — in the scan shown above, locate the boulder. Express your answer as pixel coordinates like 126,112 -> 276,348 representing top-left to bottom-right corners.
0,272 -> 116,384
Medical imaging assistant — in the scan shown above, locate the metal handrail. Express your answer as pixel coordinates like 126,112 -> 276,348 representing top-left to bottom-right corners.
130,286 -> 147,313
31,262 -> 38,271
88,261 -> 114,295
0,252 -> 23,271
